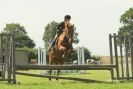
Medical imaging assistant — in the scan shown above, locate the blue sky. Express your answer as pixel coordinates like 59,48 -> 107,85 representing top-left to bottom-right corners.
0,0 -> 133,55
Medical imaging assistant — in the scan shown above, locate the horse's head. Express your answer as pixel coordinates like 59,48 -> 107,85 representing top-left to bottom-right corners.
67,25 -> 79,44
59,25 -> 79,51
66,25 -> 79,45
66,25 -> 75,44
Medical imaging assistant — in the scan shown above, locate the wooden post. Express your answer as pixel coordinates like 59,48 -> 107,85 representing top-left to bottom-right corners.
129,33 -> 133,79
2,36 -> 6,79
119,35 -> 124,79
113,33 -> 119,80
0,36 -> 2,79
0,36 -> 4,80
8,37 -> 12,83
3,36 -> 6,80
109,34 -> 114,80
7,36 -> 10,82
0,36 -> 3,77
12,30 -> 16,84
5,36 -> 9,81
124,35 -> 129,80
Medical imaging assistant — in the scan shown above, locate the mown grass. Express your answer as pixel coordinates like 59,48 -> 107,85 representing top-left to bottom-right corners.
0,70 -> 133,89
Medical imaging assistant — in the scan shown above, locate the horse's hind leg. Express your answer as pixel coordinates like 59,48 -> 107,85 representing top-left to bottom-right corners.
49,70 -> 52,81
49,52 -> 54,81
56,58 -> 64,81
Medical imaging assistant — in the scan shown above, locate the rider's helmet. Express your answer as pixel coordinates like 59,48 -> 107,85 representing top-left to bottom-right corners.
64,15 -> 71,21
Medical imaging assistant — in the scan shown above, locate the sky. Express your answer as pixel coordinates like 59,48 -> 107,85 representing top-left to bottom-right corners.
0,0 -> 133,56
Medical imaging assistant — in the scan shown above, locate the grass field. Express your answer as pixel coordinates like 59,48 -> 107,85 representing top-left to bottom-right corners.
0,70 -> 133,89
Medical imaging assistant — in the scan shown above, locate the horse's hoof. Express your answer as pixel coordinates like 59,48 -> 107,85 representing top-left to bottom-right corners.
49,78 -> 52,81
56,78 -> 59,81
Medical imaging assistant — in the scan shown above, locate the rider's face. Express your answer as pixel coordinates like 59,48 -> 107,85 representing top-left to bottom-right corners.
65,19 -> 70,25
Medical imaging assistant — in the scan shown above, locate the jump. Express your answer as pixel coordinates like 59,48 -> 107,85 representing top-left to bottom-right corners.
48,15 -> 79,80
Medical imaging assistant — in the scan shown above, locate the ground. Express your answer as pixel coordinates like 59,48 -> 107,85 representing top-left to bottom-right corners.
0,70 -> 133,89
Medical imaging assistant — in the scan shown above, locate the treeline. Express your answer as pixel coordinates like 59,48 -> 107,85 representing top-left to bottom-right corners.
1,7 -> 132,63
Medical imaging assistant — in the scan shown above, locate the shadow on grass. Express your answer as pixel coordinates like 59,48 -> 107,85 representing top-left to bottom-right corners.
17,77 -> 115,85
59,72 -> 91,75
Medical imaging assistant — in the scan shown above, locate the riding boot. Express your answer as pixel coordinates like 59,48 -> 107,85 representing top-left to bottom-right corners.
48,40 -> 55,51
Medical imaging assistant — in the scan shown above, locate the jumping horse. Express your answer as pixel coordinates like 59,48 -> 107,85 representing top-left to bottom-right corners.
49,24 -> 79,80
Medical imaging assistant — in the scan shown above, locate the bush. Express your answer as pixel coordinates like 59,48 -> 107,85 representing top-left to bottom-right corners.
91,55 -> 101,61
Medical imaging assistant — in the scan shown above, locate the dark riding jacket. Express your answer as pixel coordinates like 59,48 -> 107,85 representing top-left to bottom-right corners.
56,22 -> 65,34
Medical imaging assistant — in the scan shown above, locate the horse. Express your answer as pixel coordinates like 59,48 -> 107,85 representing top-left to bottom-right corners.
48,25 -> 79,80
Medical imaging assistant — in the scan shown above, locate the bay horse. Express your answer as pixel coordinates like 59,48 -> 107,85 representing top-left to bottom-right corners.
49,25 -> 77,80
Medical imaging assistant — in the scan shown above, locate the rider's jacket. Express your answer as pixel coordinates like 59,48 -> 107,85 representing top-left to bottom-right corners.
56,22 -> 65,34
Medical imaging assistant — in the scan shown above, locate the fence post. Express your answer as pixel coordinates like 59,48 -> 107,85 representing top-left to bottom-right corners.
124,34 -> 129,80
2,36 -> 5,80
5,36 -> 9,81
0,36 -> 4,79
119,35 -> 124,79
12,30 -> 16,84
8,36 -> 12,83
113,33 -> 119,80
109,34 -> 114,80
129,33 -> 133,79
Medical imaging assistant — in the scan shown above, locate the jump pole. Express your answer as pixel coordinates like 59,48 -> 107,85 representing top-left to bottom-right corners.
77,47 -> 85,73
38,47 -> 46,74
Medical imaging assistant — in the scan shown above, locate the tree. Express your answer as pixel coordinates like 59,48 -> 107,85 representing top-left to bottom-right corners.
15,35 -> 35,48
84,47 -> 91,60
42,21 -> 59,51
116,8 -> 133,51
118,8 -> 133,42
4,23 -> 27,34
3,23 -> 36,48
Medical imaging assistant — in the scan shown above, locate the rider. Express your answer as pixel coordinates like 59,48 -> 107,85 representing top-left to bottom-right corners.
49,15 -> 74,52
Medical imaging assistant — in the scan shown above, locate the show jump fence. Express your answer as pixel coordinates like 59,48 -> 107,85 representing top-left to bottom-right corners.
1,31 -> 132,84
109,33 -> 133,80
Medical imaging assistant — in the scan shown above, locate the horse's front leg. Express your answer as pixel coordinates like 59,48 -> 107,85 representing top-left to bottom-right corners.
56,70 -> 60,81
56,56 -> 64,81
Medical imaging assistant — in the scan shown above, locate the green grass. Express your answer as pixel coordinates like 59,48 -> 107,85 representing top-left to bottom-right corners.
0,70 -> 133,89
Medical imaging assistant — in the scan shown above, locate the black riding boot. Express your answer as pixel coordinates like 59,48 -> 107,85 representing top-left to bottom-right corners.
48,40 -> 56,51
